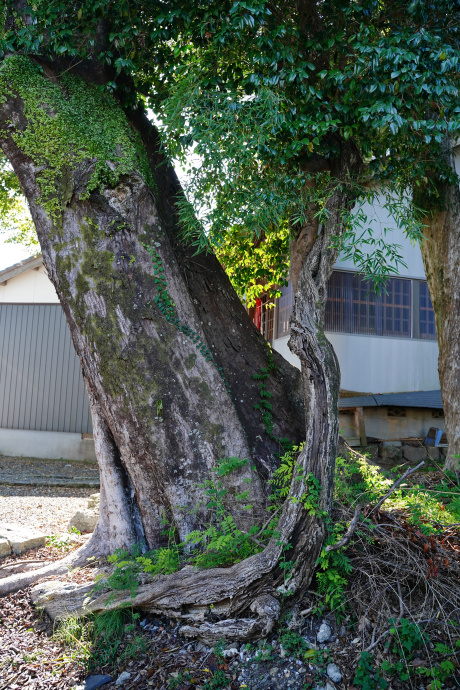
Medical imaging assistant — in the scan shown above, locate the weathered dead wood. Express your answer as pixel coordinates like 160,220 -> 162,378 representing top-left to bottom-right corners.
325,504 -> 363,552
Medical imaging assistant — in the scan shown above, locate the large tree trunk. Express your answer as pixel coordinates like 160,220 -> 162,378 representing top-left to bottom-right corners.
420,141 -> 460,472
0,56 -> 358,639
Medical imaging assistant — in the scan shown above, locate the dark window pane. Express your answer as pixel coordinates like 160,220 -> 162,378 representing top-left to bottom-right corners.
276,282 -> 293,337
381,277 -> 411,337
325,271 -> 411,338
419,281 -> 437,340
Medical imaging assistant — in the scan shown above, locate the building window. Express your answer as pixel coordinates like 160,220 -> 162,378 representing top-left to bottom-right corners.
277,282 -> 293,337
325,272 -> 411,338
419,281 -> 436,340
271,270 -> 435,342
381,278 -> 411,338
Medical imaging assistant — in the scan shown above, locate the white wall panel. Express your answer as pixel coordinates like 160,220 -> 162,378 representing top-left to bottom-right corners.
0,266 -> 59,303
272,333 -> 440,394
335,196 -> 426,279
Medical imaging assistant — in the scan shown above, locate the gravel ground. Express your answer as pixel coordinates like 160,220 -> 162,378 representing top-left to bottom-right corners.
0,485 -> 94,534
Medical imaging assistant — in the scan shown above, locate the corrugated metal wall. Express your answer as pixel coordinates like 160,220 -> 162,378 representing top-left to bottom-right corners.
0,304 -> 92,433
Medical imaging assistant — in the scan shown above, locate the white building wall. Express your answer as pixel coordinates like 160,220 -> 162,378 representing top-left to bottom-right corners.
272,198 -> 441,393
273,333 -> 439,393
336,197 -> 426,279
0,265 -> 59,304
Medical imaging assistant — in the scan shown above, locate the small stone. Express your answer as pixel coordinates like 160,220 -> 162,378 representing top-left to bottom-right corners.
270,668 -> 278,676
327,663 -> 342,683
0,537 -> 11,558
195,642 -> 211,653
68,509 -> 98,533
85,675 -> 112,690
304,638 -> 317,650
351,637 -> 360,644
317,623 -> 332,644
115,672 -> 131,685
223,648 -> 239,658
87,493 -> 100,510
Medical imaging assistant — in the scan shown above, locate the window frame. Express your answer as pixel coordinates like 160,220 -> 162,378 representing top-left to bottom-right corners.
273,270 -> 437,342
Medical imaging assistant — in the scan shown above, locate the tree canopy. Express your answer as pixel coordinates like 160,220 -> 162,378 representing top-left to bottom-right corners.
2,0 -> 460,300
0,2 -> 458,301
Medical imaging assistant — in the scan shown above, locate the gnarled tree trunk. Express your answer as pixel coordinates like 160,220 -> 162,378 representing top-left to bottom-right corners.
420,140 -> 460,472
0,56 -> 359,640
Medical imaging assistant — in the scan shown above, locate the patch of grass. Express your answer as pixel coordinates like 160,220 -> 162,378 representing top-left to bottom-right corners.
53,614 -> 92,665
279,630 -> 307,657
53,607 -> 145,672
46,534 -> 74,551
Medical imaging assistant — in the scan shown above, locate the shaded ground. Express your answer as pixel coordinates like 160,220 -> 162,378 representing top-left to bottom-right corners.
0,458 -> 459,689
0,455 -> 100,489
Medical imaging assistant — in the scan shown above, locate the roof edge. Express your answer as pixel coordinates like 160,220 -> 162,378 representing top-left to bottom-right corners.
0,254 -> 43,284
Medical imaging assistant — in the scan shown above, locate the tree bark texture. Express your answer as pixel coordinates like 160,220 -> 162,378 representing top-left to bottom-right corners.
420,141 -> 460,472
0,57 -> 306,553
30,176 -> 356,642
0,56 -> 359,638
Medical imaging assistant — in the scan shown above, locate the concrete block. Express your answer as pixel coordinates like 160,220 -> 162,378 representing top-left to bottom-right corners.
0,537 -> 11,558
401,445 -> 426,464
0,523 -> 46,555
379,445 -> 401,460
426,446 -> 440,462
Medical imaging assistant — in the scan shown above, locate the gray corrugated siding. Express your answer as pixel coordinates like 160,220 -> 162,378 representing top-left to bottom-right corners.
0,304 -> 92,433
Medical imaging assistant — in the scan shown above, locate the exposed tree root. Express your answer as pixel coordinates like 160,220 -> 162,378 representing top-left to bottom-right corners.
0,533 -> 103,597
29,496 -> 319,643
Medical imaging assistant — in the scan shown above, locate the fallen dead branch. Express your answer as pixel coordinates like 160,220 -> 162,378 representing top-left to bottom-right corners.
369,460 -> 425,514
326,460 -> 425,552
325,504 -> 363,552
